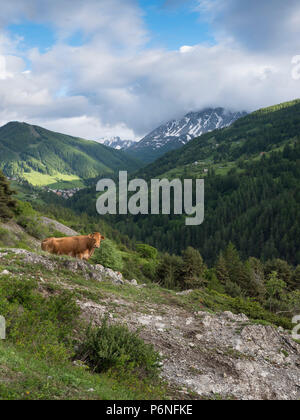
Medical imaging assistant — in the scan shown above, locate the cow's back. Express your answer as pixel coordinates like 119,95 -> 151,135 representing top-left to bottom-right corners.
41,235 -> 94,258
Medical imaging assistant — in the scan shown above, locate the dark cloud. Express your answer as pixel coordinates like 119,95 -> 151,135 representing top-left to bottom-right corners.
198,0 -> 300,52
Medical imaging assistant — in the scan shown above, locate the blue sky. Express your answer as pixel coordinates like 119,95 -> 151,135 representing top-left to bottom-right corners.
139,0 -> 215,49
7,0 -> 214,54
0,0 -> 299,140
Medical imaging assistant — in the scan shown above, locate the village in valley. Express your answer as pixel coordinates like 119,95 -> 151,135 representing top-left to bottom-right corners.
6,176 -> 82,200
45,187 -> 81,199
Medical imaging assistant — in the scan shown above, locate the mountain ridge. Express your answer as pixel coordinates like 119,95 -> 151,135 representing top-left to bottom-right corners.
0,121 -> 142,187
126,108 -> 247,163
99,136 -> 135,150
138,99 -> 300,179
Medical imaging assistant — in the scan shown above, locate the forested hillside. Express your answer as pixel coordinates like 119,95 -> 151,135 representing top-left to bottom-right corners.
0,122 -> 141,187
0,170 -> 17,220
66,100 -> 300,267
138,99 -> 300,179
1,165 -> 300,400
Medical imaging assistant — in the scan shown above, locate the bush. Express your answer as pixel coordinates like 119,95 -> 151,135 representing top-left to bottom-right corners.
92,239 -> 123,271
17,214 -> 50,240
195,289 -> 293,330
76,316 -> 161,377
0,277 -> 80,362
136,244 -> 158,260
0,227 -> 14,247
155,253 -> 183,290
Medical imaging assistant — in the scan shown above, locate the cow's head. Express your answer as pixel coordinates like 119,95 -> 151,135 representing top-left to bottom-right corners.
89,232 -> 105,248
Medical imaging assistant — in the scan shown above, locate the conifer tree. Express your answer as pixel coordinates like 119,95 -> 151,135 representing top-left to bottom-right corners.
0,170 -> 17,220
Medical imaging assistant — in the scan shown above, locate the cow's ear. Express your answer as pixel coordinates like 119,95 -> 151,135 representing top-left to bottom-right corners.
101,235 -> 105,240
88,234 -> 93,238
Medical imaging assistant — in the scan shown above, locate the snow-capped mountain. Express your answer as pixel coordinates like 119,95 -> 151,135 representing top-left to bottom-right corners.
99,136 -> 135,150
127,108 -> 247,163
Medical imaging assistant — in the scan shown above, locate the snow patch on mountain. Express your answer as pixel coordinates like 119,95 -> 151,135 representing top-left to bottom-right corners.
127,108 -> 247,163
98,136 -> 135,150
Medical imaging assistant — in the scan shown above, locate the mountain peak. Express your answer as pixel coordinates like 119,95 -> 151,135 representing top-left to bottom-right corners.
127,107 -> 247,163
98,136 -> 135,150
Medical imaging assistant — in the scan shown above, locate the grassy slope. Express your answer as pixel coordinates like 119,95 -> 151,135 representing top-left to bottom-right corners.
0,244 -> 293,400
0,203 -> 296,400
0,342 -> 147,400
0,122 -> 142,186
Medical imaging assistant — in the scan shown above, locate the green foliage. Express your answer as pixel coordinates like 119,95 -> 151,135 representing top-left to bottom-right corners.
0,340 -> 164,400
265,271 -> 287,312
155,252 -> 183,290
0,277 -> 80,362
75,316 -> 161,377
181,247 -> 206,289
17,214 -> 50,240
0,170 -> 17,220
92,239 -> 124,272
96,100 -> 300,267
205,270 -> 225,294
285,290 -> 300,314
290,265 -> 300,289
0,121 -> 141,185
136,243 -> 158,259
188,289 -> 292,330
264,259 -> 293,289
0,227 -> 14,247
139,99 -> 300,178
245,257 -> 266,301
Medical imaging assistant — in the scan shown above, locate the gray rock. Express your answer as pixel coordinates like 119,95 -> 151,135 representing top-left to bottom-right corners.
176,289 -> 194,296
0,269 -> 10,275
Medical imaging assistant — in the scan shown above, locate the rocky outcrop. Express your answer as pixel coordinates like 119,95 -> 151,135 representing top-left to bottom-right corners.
0,248 -> 129,286
41,217 -> 79,236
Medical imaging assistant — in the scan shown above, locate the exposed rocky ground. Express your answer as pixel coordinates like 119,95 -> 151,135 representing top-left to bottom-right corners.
40,217 -> 79,236
0,248 -> 300,400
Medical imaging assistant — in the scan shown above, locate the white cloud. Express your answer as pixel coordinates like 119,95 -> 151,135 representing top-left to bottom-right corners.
0,0 -> 299,141
31,116 -> 137,141
180,46 -> 195,53
0,56 -> 13,79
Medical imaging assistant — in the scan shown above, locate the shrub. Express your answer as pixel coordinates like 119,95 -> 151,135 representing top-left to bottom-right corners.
155,253 -> 183,290
195,289 -> 293,330
141,261 -> 157,282
17,214 -> 50,240
0,277 -> 80,362
0,227 -> 14,247
92,239 -> 123,271
206,270 -> 225,294
76,316 -> 161,377
136,244 -> 158,260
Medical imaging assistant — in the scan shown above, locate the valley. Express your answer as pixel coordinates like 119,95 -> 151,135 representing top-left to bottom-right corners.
0,99 -> 299,401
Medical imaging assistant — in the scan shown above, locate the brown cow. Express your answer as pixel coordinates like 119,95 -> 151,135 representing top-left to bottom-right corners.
41,232 -> 105,261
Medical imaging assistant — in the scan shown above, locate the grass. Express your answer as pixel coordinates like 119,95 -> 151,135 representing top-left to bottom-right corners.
0,244 -> 296,400
0,250 -> 292,330
0,268 -> 167,400
23,170 -> 83,188
0,341 -> 163,400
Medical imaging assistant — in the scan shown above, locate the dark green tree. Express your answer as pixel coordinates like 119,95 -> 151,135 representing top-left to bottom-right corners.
0,170 -> 17,220
180,246 -> 206,289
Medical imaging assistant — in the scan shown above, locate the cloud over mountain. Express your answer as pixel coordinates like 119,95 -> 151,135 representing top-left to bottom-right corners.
0,0 -> 299,140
